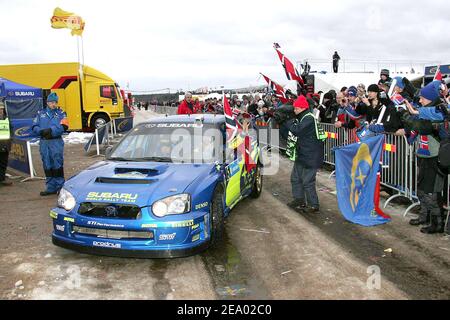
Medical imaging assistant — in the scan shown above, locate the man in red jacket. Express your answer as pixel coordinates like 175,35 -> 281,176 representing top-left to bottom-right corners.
177,92 -> 196,115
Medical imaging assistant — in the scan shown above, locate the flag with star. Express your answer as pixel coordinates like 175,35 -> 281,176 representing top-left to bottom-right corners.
334,135 -> 391,226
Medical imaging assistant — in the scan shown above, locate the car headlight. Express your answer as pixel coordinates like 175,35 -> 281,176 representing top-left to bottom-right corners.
57,188 -> 76,211
152,194 -> 191,217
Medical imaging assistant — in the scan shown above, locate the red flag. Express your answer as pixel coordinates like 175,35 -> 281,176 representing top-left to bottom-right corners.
242,135 -> 257,172
274,48 -> 304,87
434,66 -> 443,81
260,73 -> 291,104
223,95 -> 256,172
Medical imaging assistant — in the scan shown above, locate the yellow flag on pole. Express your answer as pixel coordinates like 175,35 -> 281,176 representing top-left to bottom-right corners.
50,7 -> 85,36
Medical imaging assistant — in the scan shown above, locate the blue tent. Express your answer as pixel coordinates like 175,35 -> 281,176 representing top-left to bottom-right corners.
0,78 -> 43,139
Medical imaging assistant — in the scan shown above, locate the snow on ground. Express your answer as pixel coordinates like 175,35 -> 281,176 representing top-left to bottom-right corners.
29,132 -> 94,146
63,132 -> 93,145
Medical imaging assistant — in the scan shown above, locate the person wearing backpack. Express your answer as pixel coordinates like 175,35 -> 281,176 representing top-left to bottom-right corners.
285,95 -> 326,214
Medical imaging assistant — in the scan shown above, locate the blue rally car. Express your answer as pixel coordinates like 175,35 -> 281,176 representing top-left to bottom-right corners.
51,115 -> 263,258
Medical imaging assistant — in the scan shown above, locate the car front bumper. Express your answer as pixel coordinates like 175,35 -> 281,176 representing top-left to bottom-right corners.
50,208 -> 211,259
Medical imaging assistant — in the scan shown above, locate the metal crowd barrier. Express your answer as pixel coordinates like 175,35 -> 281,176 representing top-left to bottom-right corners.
380,133 -> 419,216
150,105 -> 178,115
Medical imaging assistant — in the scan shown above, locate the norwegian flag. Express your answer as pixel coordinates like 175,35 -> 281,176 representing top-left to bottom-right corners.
223,95 -> 256,172
274,47 -> 305,87
391,93 -> 406,106
433,65 -> 447,94
260,73 -> 290,104
434,66 -> 443,81
223,95 -> 241,143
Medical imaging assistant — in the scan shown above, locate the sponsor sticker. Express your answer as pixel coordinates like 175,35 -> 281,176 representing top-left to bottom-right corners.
158,233 -> 176,241
141,224 -> 158,229
92,241 -> 121,249
87,221 -> 125,228
50,211 -> 58,219
64,217 -> 75,223
227,161 -> 240,177
170,220 -> 194,228
55,224 -> 65,232
191,224 -> 200,230
144,123 -> 199,129
86,192 -> 138,203
195,202 -> 209,210
192,234 -> 200,242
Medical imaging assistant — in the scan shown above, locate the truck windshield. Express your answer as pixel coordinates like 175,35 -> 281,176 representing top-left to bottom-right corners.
108,123 -> 225,164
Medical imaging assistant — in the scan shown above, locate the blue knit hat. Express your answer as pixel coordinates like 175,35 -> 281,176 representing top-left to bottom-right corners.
47,92 -> 59,103
393,77 -> 405,89
420,81 -> 441,102
347,86 -> 358,97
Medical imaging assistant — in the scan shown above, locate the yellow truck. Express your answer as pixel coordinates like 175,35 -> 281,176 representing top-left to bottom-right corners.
0,62 -> 124,130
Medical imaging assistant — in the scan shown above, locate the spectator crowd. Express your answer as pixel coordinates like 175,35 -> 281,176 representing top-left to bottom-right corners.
173,69 -> 450,235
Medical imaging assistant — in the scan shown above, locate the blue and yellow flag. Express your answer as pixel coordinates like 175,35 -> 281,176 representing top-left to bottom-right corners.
335,135 -> 391,226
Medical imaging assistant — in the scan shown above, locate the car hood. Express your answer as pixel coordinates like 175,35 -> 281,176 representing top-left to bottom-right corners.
64,161 -> 216,207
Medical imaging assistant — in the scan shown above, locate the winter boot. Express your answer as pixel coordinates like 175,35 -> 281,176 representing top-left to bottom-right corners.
420,216 -> 444,234
288,199 -> 306,211
409,204 -> 430,226
410,211 -> 430,226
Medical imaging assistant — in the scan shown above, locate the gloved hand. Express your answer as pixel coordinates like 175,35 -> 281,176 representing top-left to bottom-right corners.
40,128 -> 52,139
368,124 -> 385,134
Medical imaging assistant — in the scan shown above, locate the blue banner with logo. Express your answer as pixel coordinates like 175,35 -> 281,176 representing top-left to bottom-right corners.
10,118 -> 39,139
335,135 -> 390,227
114,117 -> 133,133
0,78 -> 42,100
424,64 -> 450,77
8,138 -> 31,175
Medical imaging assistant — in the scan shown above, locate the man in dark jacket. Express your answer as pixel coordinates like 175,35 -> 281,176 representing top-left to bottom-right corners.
378,69 -> 392,86
333,51 -> 341,73
0,102 -> 13,186
355,84 -> 402,133
285,95 -> 324,214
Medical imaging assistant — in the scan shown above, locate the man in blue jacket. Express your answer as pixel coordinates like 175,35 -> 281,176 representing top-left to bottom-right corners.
32,93 -> 69,196
285,95 -> 325,214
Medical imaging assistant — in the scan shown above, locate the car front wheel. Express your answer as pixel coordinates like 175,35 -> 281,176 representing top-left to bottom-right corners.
250,163 -> 263,198
209,185 -> 225,248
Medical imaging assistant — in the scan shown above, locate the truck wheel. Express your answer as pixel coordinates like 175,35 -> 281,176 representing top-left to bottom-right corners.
250,163 -> 263,198
90,114 -> 110,129
209,185 -> 225,248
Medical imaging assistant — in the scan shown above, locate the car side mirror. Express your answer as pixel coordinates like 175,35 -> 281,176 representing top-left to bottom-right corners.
105,146 -> 113,158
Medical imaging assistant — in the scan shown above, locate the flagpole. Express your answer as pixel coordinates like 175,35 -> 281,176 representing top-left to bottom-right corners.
81,35 -> 85,66
76,36 -> 80,66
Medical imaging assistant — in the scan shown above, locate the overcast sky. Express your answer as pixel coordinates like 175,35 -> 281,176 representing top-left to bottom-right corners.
0,0 -> 448,92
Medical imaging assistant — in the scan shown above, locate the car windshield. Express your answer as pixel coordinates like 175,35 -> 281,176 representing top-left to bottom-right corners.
109,122 -> 225,163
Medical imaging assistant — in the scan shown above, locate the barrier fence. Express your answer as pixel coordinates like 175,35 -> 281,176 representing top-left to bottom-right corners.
84,116 -> 134,156
260,119 -> 448,222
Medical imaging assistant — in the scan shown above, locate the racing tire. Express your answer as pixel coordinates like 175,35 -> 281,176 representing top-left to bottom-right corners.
90,114 -> 110,129
209,185 -> 225,248
250,163 -> 263,199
